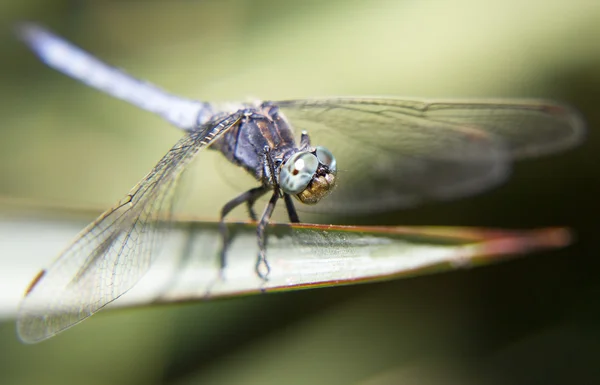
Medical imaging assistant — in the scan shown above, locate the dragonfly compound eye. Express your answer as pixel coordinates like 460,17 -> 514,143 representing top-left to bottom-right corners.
280,152 -> 319,195
315,146 -> 337,173
280,149 -> 337,205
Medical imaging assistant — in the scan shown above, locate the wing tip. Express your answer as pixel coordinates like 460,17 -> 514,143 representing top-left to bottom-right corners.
16,311 -> 52,344
513,100 -> 587,159
545,101 -> 587,145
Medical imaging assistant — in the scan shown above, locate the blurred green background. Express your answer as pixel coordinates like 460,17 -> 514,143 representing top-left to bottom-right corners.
1,0 -> 599,384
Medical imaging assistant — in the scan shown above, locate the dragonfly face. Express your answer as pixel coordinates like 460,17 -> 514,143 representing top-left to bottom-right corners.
14,23 -> 585,343
279,146 -> 337,204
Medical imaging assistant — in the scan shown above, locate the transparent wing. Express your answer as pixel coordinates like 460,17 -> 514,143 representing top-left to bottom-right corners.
275,97 -> 584,213
16,23 -> 214,130
16,114 -> 241,343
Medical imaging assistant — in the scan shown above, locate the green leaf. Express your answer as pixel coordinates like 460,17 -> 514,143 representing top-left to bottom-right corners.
0,200 -> 572,317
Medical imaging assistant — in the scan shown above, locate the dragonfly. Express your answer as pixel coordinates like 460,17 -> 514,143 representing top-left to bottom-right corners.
15,23 -> 584,343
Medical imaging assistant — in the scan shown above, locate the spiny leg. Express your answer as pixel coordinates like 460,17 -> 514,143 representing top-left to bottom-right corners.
219,186 -> 269,276
256,190 -> 279,279
245,186 -> 270,221
283,193 -> 300,223
253,145 -> 285,280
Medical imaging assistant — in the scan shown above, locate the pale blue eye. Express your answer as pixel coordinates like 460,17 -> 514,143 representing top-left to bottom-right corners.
279,152 -> 319,194
315,146 -> 336,173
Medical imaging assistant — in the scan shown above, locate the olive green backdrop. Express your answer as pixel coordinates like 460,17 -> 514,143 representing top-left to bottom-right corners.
0,1 -> 598,384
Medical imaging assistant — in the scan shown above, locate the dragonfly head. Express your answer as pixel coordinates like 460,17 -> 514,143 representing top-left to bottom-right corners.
279,146 -> 337,205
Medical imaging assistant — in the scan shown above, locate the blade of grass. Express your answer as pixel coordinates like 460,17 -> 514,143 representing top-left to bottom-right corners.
0,199 -> 571,317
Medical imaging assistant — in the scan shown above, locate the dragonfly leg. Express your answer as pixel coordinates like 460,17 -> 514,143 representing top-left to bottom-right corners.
283,193 -> 300,223
299,130 -> 311,150
263,146 -> 282,195
256,190 -> 280,280
245,186 -> 270,221
219,186 -> 269,277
